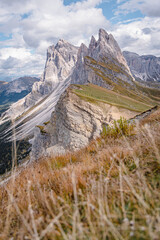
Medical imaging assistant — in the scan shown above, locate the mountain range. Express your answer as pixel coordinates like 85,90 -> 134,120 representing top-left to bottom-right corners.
0,77 -> 39,116
0,23 -> 160,240
123,51 -> 160,83
0,28 -> 160,173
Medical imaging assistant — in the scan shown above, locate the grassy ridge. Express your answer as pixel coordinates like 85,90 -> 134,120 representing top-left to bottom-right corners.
85,55 -> 160,107
73,84 -> 153,112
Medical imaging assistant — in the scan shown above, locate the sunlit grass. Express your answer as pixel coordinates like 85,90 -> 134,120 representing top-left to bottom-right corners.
0,108 -> 160,239
73,84 -> 152,112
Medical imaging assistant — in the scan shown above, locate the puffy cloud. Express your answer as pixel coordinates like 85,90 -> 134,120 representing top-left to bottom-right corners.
1,57 -> 19,70
112,1 -> 160,56
111,17 -> 160,56
0,0 -> 160,81
0,0 -> 109,80
0,47 -> 45,80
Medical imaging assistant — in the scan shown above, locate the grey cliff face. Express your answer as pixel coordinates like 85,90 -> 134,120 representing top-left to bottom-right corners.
22,40 -> 78,108
20,40 -> 79,108
42,40 -> 78,86
123,51 -> 160,82
31,86 -> 137,159
0,40 -> 79,121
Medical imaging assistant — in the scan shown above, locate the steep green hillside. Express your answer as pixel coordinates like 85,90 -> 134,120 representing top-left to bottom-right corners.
84,55 -> 160,107
73,84 -> 154,112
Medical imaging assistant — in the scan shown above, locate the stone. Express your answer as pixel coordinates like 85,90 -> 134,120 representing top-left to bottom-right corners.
31,86 -> 138,159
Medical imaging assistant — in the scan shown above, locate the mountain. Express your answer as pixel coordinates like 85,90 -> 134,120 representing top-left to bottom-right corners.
0,41 -> 78,127
0,77 -> 40,118
0,29 -> 160,171
0,81 -> 8,87
31,84 -> 153,159
0,29 -> 134,141
71,29 -> 133,87
0,76 -> 40,106
123,51 -> 160,83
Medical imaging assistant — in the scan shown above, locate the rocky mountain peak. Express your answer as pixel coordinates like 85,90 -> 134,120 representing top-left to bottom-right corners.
99,28 -> 109,41
42,39 -> 79,85
89,36 -> 97,50
55,39 -> 73,49
71,28 -> 133,86
97,29 -> 122,59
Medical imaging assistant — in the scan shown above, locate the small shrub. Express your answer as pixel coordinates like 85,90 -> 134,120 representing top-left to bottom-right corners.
36,125 -> 47,134
43,121 -> 50,125
102,117 -> 135,139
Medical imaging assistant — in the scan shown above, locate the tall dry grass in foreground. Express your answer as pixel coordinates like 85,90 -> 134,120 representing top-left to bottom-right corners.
0,110 -> 160,240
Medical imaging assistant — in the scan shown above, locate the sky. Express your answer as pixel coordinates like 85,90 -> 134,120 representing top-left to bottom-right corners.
0,0 -> 160,81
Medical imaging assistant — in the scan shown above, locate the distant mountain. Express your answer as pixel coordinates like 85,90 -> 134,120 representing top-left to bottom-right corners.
123,51 -> 160,83
0,76 -> 40,106
0,81 -> 8,87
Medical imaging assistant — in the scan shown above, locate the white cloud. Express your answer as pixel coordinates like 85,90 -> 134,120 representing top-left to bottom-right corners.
0,0 -> 109,80
69,0 -> 102,10
0,47 -> 32,60
0,0 -> 160,81
0,47 -> 45,80
111,17 -> 160,56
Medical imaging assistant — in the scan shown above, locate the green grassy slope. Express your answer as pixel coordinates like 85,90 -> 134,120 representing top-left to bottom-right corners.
73,84 -> 154,112
84,55 -> 160,109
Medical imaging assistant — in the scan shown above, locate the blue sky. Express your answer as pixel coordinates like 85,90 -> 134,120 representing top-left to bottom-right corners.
0,0 -> 160,81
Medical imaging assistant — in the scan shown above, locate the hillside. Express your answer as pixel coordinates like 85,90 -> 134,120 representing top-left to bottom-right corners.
1,80 -> 158,175
73,84 -> 153,112
0,107 -> 160,239
82,55 -> 160,107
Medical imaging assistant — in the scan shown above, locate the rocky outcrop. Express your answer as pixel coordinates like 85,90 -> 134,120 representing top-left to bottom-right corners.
123,51 -> 160,82
71,29 -> 134,87
31,86 -> 138,159
1,40 -> 78,121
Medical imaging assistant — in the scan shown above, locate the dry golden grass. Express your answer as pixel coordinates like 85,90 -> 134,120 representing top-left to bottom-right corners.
0,109 -> 160,239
